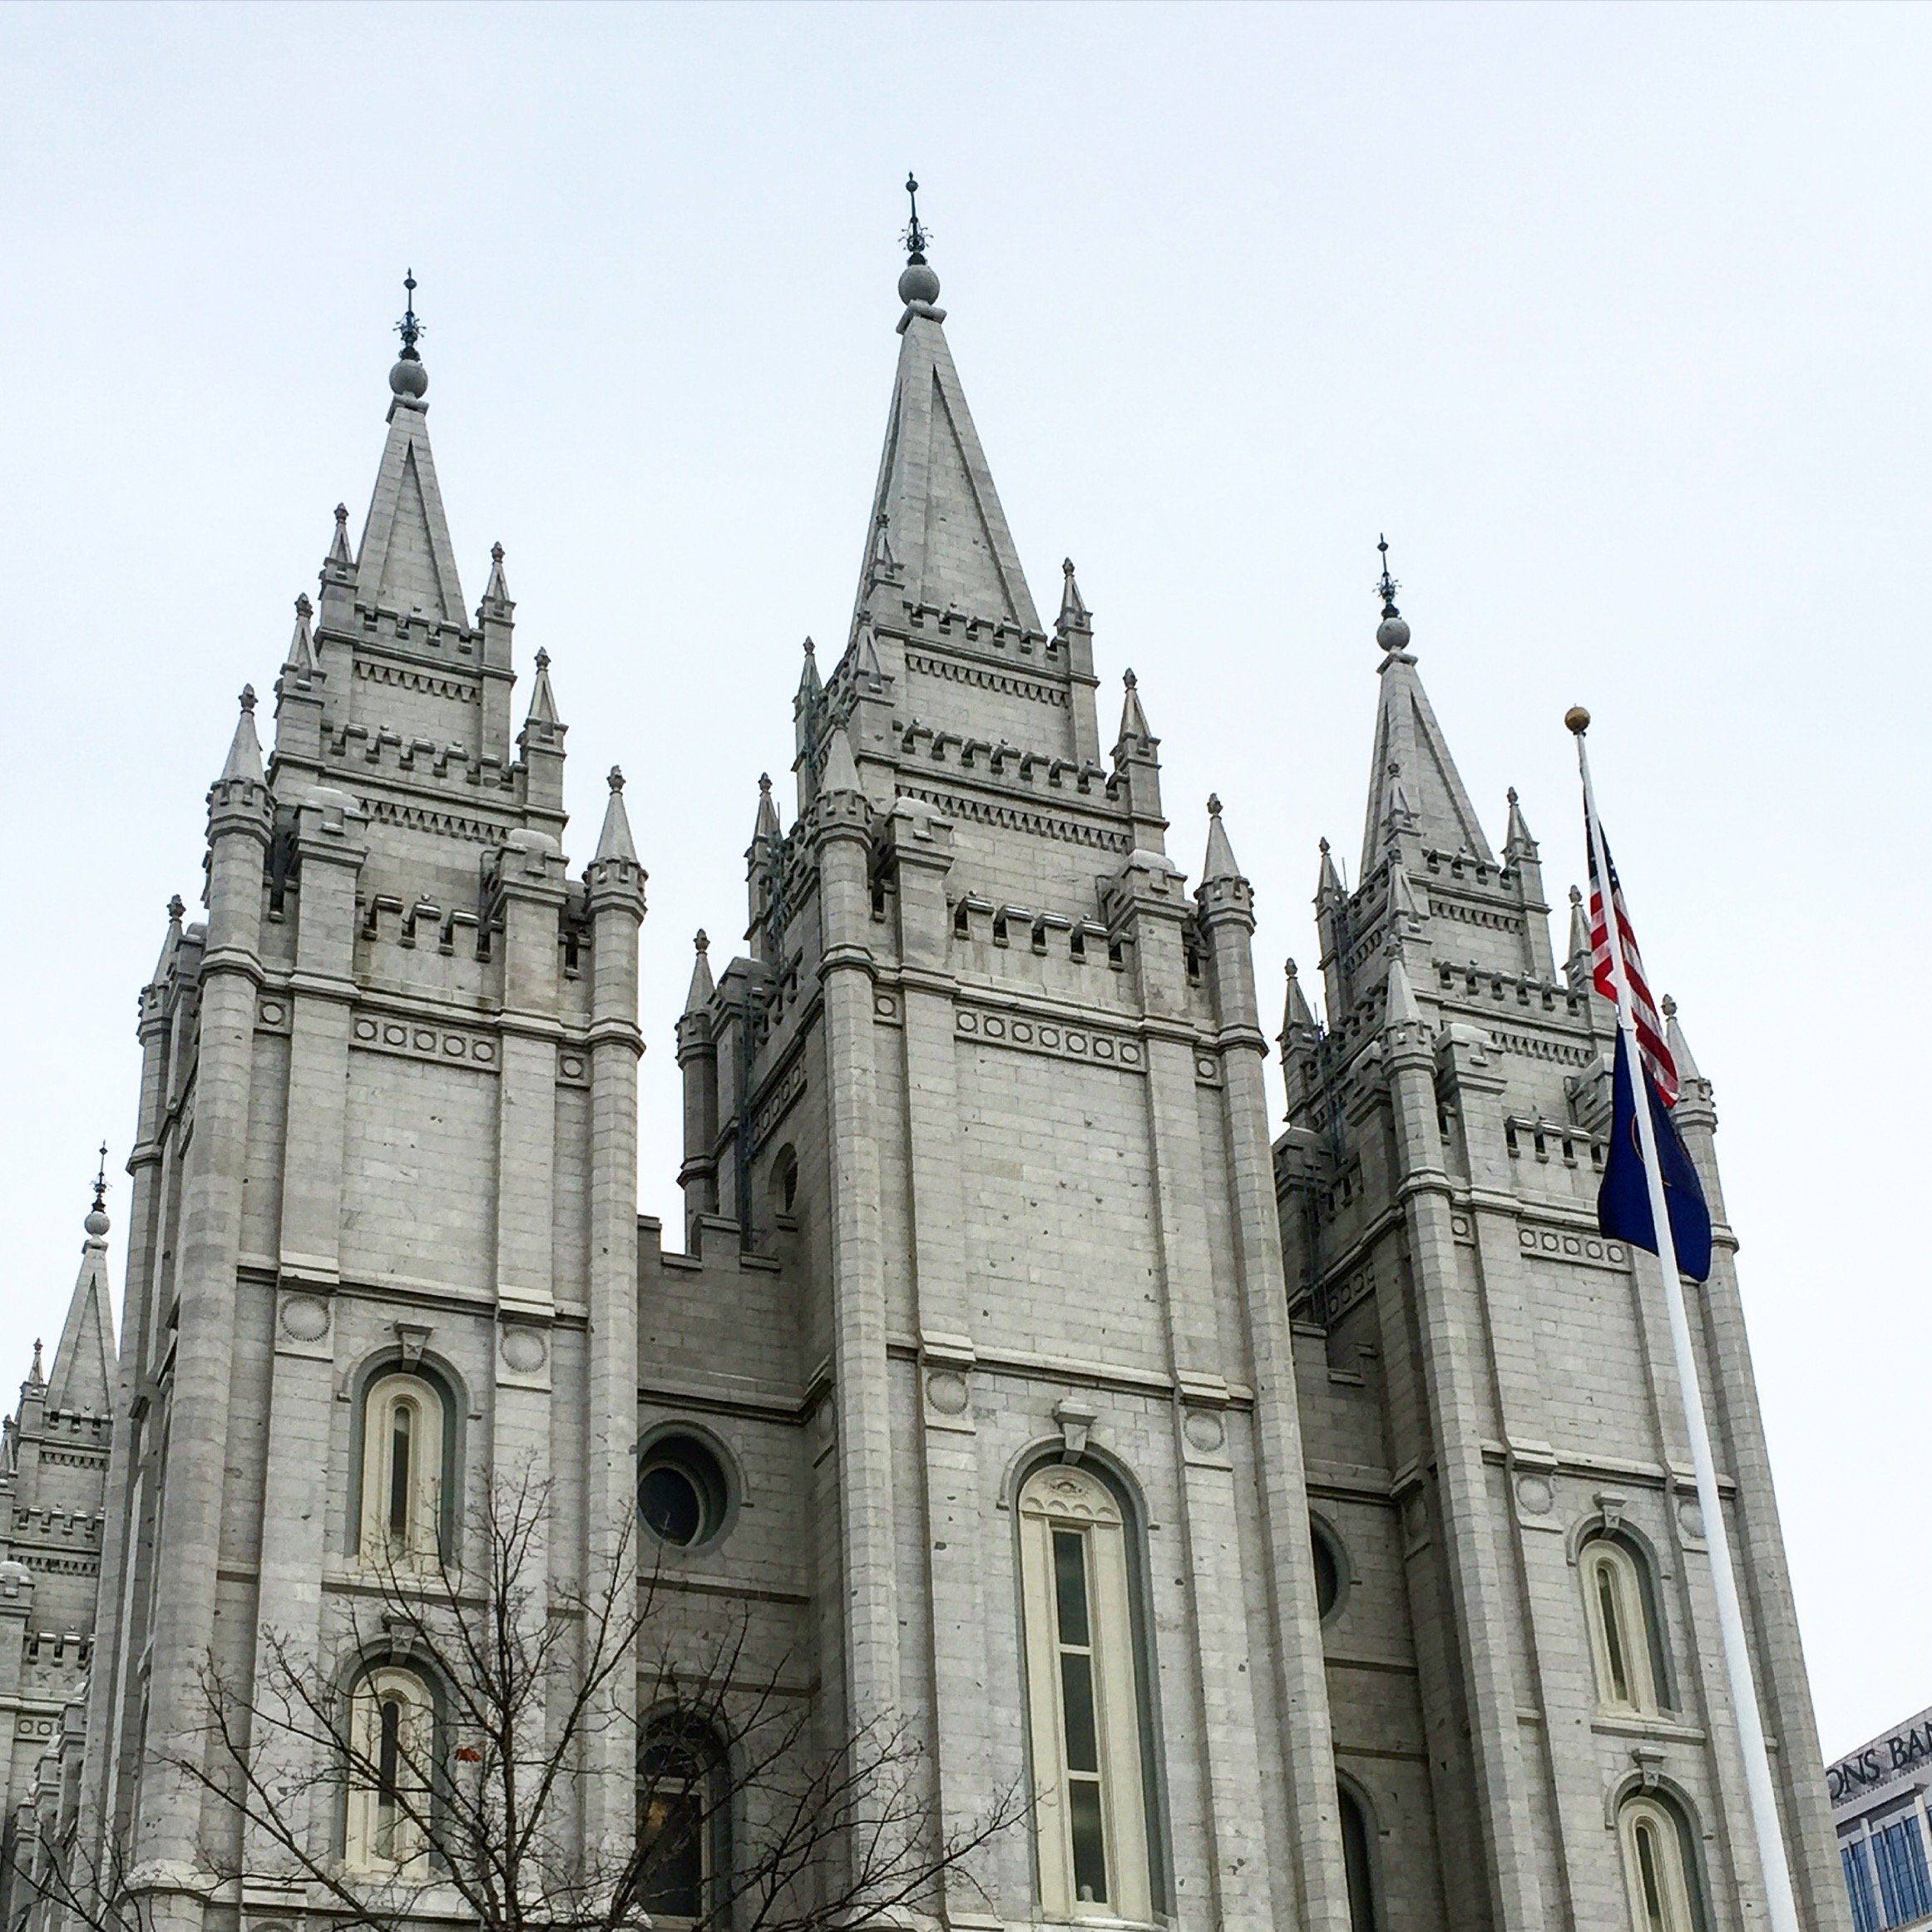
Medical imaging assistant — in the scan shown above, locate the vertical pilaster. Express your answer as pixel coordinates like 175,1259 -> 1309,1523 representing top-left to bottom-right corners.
136,704 -> 272,1913
1381,971 -> 1547,1931
1198,854 -> 1353,1932
582,784 -> 647,1876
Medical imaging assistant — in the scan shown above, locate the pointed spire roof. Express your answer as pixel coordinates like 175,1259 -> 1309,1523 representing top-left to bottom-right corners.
1567,883 -> 1591,966
1282,958 -> 1318,1035
525,648 -> 561,728
1384,951 -> 1422,1030
1117,669 -> 1154,749
221,686 -> 265,783
684,930 -> 715,1015
857,216 -> 1041,633
1503,786 -> 1537,858
328,502 -> 353,565
795,638 -> 823,705
47,1157 -> 115,1416
593,767 -> 638,864
1203,793 -> 1241,882
1359,542 -> 1492,872
1058,558 -> 1090,631
284,595 -> 319,678
1662,994 -> 1703,1085
1316,837 -> 1346,907
355,276 -> 466,624
753,772 -> 782,842
483,541 -> 511,606
821,724 -> 862,796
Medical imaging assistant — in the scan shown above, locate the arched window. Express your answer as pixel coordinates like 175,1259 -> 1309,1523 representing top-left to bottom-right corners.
1312,1517 -> 1346,1623
1617,1794 -> 1703,1932
1582,1534 -> 1663,1715
1018,1464 -> 1152,1923
1338,1782 -> 1379,1931
345,1666 -> 435,1875
639,1720 -> 726,1923
360,1372 -> 444,1567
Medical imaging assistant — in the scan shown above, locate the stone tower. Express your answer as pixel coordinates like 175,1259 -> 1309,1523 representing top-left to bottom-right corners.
0,1183 -> 116,1929
1272,571 -> 1847,1928
53,230 -> 1848,1932
80,315 -> 647,1931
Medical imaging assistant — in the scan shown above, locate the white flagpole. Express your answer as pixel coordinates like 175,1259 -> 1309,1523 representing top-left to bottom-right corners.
1569,708 -> 1801,1932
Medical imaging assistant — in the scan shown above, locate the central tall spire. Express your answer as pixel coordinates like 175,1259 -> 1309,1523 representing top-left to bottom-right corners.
854,186 -> 1042,635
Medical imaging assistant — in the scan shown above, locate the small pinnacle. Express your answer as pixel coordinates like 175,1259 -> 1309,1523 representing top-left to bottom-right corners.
167,894 -> 185,922
535,647 -> 551,670
1123,668 -> 1138,689
31,1340 -> 42,1381
1319,837 -> 1331,856
1376,533 -> 1400,615
1064,557 -> 1076,578
334,502 -> 348,527
1569,884 -> 1583,904
1208,793 -> 1223,818
239,684 -> 257,714
903,171 -> 930,263
294,595 -> 312,622
492,541 -> 504,562
1506,786 -> 1518,804
758,772 -> 773,793
694,929 -> 709,955
1662,993 -> 1677,1018
607,765 -> 625,793
396,268 -> 423,358
93,1142 -> 109,1213
803,637 -> 816,658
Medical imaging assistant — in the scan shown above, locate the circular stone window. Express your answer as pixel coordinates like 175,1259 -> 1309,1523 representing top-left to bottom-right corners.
638,1435 -> 731,1550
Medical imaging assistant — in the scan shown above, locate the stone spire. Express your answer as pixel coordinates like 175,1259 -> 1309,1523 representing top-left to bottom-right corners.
327,501 -> 353,566
46,1154 -> 116,1416
1565,884 -> 1592,987
524,646 -> 561,729
684,929 -> 715,1015
1358,539 -> 1492,874
1202,793 -> 1242,883
1316,837 -> 1345,909
855,193 -> 1041,633
1281,957 -> 1319,1039
1116,668 -> 1154,752
1058,557 -> 1091,632
753,771 -> 782,842
283,594 -> 319,679
353,271 -> 467,625
1503,786 -> 1537,861
593,766 -> 638,864
220,686 -> 266,786
483,539 -> 512,608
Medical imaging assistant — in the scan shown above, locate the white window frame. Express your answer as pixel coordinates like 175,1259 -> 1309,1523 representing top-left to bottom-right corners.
344,1665 -> 435,1877
359,1372 -> 444,1569
1617,1795 -> 1697,1932
1583,1537 -> 1659,1716
1018,1464 -> 1152,1925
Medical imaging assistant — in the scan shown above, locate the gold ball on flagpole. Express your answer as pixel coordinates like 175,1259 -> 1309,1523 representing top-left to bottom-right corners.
1564,705 -> 1591,735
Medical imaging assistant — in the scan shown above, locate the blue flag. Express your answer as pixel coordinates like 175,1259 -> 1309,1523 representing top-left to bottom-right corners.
1598,1031 -> 1712,1282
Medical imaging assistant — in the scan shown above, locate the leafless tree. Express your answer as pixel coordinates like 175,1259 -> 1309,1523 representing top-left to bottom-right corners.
12,1467 -> 1023,1932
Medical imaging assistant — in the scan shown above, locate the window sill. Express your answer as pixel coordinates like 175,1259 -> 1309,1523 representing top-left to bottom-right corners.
1591,1710 -> 1707,1745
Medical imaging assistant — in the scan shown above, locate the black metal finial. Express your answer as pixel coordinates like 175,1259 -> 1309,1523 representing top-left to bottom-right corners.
902,173 -> 931,264
1375,533 -> 1401,617
92,1144 -> 108,1214
395,269 -> 424,362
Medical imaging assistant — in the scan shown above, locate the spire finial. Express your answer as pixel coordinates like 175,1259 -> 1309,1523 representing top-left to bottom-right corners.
607,765 -> 625,793
30,1339 -> 42,1384
390,269 -> 428,399
239,684 -> 257,714
535,646 -> 550,670
167,893 -> 185,924
758,772 -> 773,795
86,1144 -> 111,1238
897,175 -> 942,310
1375,534 -> 1411,654
1208,793 -> 1223,818
694,928 -> 709,956
902,173 -> 930,264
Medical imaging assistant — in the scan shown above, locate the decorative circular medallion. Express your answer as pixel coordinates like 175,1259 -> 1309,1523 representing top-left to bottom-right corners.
500,1326 -> 548,1373
473,1041 -> 495,1064
1119,1044 -> 1142,1065
279,1294 -> 331,1342
984,1016 -> 1006,1039
1515,1474 -> 1554,1516
1196,1057 -> 1218,1080
1012,1021 -> 1033,1043
925,1370 -> 969,1416
560,1055 -> 585,1079
1450,1215 -> 1471,1238
957,1011 -> 979,1033
1183,1410 -> 1225,1452
354,1018 -> 378,1041
259,1001 -> 285,1026
444,1035 -> 466,1056
414,1029 -> 437,1050
1065,1032 -> 1087,1054
874,994 -> 897,1018
1093,1039 -> 1114,1060
1677,1496 -> 1705,1539
384,1024 -> 408,1045
1040,1027 -> 1060,1049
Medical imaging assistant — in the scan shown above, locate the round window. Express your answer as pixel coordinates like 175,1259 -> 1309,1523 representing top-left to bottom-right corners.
638,1435 -> 730,1549
1312,1520 -> 1344,1619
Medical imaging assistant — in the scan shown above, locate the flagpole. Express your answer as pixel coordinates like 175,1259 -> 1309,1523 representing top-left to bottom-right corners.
1569,708 -> 1801,1932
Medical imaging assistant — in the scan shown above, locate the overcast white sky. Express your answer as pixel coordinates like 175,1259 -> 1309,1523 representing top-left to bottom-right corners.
2,2 -> 1925,1762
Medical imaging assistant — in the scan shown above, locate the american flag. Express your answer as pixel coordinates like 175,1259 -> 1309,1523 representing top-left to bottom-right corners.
1585,808 -> 1679,1108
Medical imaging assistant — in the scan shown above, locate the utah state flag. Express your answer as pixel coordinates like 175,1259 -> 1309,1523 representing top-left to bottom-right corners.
1598,1031 -> 1713,1282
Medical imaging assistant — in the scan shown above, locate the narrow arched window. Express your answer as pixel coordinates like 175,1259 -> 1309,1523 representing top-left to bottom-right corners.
1617,1795 -> 1701,1932
1018,1465 -> 1152,1923
639,1720 -> 725,1923
1338,1783 -> 1379,1931
345,1666 -> 434,1875
360,1372 -> 444,1567
1583,1536 -> 1661,1714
